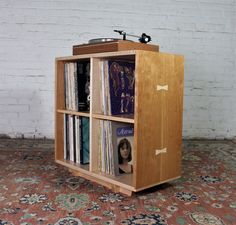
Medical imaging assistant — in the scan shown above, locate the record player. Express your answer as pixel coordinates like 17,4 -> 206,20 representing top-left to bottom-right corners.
73,31 -> 159,55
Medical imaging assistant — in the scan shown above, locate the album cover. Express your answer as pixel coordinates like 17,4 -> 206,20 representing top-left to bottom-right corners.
111,122 -> 134,175
108,60 -> 135,115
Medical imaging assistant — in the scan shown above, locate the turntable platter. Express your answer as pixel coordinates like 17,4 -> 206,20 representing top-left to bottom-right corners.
88,38 -> 131,44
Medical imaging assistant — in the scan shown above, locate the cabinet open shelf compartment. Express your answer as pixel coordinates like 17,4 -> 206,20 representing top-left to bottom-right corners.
55,50 -> 184,196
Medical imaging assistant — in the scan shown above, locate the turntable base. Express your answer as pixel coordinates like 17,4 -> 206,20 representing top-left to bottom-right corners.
73,40 -> 159,55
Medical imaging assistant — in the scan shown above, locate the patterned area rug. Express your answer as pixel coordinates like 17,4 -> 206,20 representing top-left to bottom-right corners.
0,139 -> 235,225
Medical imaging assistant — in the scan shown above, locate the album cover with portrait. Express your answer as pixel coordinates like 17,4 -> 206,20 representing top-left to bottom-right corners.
111,122 -> 134,175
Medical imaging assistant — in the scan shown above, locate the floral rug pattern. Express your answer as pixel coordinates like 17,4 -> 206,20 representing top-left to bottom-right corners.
0,139 -> 235,224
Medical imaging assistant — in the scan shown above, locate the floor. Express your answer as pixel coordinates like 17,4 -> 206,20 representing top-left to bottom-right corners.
0,138 -> 235,225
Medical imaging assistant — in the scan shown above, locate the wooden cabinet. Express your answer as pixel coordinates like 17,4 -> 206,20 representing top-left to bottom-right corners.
55,50 -> 184,196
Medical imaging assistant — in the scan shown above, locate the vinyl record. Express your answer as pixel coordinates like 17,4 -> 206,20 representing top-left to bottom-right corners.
88,38 -> 121,44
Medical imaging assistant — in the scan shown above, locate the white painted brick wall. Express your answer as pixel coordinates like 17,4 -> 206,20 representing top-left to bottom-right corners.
0,0 -> 235,139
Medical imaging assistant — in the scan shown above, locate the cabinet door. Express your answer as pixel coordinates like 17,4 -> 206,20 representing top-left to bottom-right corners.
134,51 -> 184,189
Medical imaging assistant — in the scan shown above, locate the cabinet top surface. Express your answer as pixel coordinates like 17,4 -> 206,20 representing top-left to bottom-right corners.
56,50 -> 137,61
55,50 -> 183,61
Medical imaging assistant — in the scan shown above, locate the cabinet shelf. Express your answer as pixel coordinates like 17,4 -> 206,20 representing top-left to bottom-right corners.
56,159 -> 135,194
92,113 -> 134,123
56,159 -> 90,173
56,110 -> 134,123
57,109 -> 90,117
55,49 -> 184,196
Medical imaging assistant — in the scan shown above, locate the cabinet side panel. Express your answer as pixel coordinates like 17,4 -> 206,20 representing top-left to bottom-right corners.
55,60 -> 65,160
134,52 -> 163,188
160,55 -> 184,181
